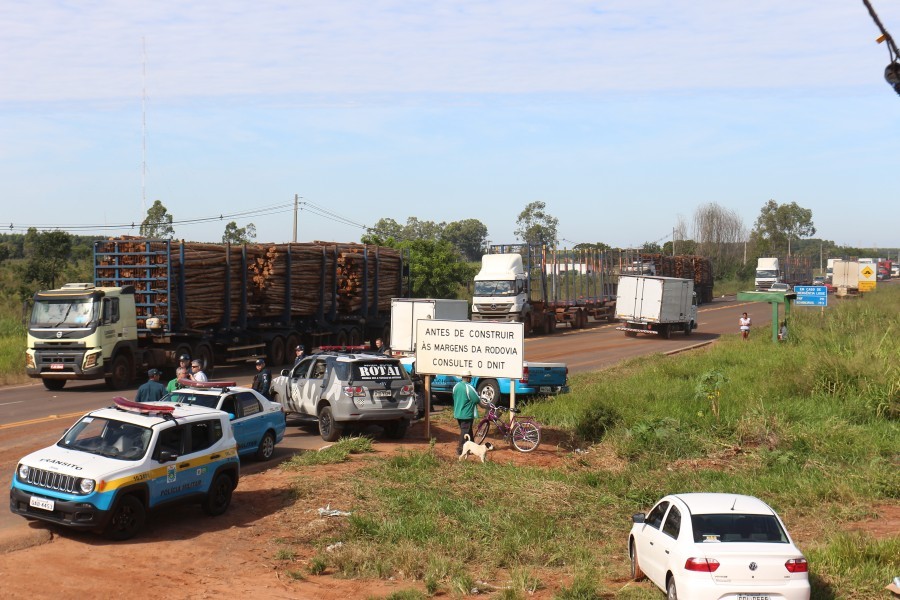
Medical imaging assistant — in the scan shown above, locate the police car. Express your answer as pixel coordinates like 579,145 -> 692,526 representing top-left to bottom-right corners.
164,380 -> 286,460
9,397 -> 240,540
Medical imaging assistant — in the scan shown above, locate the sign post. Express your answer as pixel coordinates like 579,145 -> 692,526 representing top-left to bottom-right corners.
415,319 -> 525,429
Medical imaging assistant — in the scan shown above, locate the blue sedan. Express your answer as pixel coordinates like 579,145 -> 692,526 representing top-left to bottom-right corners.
164,381 -> 286,460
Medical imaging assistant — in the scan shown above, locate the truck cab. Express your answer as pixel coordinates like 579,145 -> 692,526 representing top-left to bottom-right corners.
755,257 -> 781,291
471,254 -> 529,323
26,283 -> 138,390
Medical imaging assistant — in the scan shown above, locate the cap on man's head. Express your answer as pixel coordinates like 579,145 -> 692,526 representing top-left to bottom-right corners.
256,358 -> 266,365
463,370 -> 472,378
147,368 -> 162,377
295,344 -> 304,351
179,354 -> 190,361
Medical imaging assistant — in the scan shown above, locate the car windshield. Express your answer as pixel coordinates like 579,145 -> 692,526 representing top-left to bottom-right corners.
166,391 -> 220,409
692,513 -> 789,543
57,416 -> 152,461
474,280 -> 516,296
335,361 -> 410,383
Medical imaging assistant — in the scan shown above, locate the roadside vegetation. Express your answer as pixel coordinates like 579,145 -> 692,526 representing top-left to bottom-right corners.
278,285 -> 899,598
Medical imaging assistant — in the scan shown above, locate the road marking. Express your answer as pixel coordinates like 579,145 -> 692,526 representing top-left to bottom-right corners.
0,401 -> 25,406
0,410 -> 87,431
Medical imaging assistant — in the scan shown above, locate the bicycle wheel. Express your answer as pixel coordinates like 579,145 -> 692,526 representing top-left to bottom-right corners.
510,421 -> 541,452
474,420 -> 491,444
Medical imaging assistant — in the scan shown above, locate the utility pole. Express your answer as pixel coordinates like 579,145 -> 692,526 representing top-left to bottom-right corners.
292,194 -> 298,242
672,227 -> 676,256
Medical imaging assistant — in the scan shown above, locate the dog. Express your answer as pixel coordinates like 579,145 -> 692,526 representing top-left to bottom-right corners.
458,434 -> 495,463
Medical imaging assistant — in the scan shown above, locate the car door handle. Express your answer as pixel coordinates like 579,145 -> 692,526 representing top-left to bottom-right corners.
210,454 -> 220,460
649,541 -> 654,545
178,462 -> 191,468
665,549 -> 670,554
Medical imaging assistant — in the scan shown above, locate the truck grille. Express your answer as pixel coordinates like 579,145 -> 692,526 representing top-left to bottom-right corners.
23,467 -> 81,494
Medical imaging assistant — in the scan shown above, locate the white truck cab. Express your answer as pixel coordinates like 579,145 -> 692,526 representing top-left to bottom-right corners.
471,254 -> 529,322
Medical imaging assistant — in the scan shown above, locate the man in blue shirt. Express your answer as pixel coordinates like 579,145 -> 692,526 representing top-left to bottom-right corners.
135,368 -> 168,403
452,371 -> 480,455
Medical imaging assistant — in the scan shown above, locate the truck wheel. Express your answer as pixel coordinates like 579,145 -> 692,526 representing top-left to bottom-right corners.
348,327 -> 362,346
684,321 -> 693,336
203,472 -> 234,516
42,378 -> 66,391
105,354 -> 132,390
285,333 -> 300,358
660,324 -> 671,339
335,329 -> 349,348
383,419 -> 409,439
546,315 -> 557,334
318,406 -> 344,442
268,336 -> 286,367
477,380 -> 500,405
105,495 -> 145,541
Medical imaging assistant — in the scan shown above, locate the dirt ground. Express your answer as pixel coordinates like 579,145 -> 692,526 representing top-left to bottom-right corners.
0,420 -> 897,600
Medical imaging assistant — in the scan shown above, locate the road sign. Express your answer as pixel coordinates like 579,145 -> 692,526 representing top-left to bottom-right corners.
793,285 -> 828,307
859,264 -> 877,292
414,319 -> 524,379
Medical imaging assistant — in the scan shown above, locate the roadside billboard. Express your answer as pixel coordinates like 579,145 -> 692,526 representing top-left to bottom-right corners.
414,320 -> 524,379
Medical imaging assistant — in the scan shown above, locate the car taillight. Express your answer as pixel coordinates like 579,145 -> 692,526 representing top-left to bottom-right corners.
684,557 -> 720,572
399,384 -> 414,396
519,365 -> 529,384
785,558 -> 808,573
343,385 -> 366,397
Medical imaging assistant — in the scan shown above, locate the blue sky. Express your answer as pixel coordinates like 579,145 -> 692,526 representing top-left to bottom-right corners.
2,1 -> 899,250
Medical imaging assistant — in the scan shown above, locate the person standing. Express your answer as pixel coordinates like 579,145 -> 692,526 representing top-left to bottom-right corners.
375,338 -> 391,355
452,371 -> 481,455
167,367 -> 188,392
178,354 -> 193,381
251,358 -> 272,399
136,369 -> 168,403
292,344 -> 306,368
739,312 -> 751,340
191,360 -> 208,383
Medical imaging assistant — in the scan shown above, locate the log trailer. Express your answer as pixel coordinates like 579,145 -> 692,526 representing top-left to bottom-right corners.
25,238 -> 407,391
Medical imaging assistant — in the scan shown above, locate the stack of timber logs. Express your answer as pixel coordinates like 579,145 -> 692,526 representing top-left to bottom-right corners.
95,238 -> 402,330
639,253 -> 714,303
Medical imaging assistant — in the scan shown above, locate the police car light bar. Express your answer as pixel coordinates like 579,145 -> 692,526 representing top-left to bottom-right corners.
177,379 -> 238,389
113,397 -> 175,414
318,345 -> 369,352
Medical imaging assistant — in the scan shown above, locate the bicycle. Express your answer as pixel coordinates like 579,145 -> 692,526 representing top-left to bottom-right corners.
473,401 -> 541,453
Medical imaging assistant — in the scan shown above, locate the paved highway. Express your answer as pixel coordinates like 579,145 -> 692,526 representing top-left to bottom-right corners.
0,295 -> 772,536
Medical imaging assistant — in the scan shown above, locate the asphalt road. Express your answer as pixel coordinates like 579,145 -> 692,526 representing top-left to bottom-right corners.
0,295 -> 773,536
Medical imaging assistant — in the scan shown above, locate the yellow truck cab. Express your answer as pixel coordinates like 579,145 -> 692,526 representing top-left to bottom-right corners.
26,283 -> 138,390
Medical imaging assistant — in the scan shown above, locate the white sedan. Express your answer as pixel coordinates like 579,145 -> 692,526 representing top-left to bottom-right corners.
628,493 -> 810,600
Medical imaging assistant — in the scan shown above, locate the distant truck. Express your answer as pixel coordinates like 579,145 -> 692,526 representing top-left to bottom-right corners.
390,297 -> 569,405
26,238 -> 405,391
877,259 -> 892,280
615,275 -> 697,338
470,245 -> 616,335
825,258 -> 836,283
755,256 -> 812,290
832,259 -> 860,297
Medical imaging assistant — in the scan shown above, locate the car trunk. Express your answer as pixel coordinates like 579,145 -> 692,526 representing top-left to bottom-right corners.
694,543 -> 801,587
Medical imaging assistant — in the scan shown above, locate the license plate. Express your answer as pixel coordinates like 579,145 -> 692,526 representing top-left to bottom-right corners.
373,390 -> 392,398
50,363 -> 64,370
738,595 -> 770,600
539,386 -> 554,393
30,496 -> 55,511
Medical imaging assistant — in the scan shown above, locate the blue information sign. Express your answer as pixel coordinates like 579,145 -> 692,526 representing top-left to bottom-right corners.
793,285 -> 828,307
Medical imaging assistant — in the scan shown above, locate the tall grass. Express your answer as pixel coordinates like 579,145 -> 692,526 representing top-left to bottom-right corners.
0,290 -> 27,386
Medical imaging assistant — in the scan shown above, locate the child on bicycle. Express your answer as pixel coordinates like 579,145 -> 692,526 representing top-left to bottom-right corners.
452,371 -> 481,456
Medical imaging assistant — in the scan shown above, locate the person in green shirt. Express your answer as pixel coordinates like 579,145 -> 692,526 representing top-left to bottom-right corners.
167,367 -> 187,392
452,371 -> 481,455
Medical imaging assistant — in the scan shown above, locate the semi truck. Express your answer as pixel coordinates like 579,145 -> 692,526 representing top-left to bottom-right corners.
389,297 -> 569,405
615,275 -> 698,338
755,256 -> 813,290
470,245 -> 617,335
25,238 -> 406,391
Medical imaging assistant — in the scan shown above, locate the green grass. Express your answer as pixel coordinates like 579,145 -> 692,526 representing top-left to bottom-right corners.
277,285 -> 899,597
282,436 -> 376,467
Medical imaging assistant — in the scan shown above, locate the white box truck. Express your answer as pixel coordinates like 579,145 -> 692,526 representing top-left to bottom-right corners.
615,275 -> 697,338
832,260 -> 860,297
389,298 -> 469,354
755,257 -> 780,290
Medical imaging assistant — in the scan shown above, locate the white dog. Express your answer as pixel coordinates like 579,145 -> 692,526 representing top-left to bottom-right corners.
459,434 -> 495,463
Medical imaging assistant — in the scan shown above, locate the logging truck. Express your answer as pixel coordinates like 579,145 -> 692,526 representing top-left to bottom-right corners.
25,238 -> 406,391
470,245 -> 618,334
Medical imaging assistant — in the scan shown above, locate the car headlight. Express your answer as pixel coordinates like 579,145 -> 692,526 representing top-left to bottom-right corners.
79,478 -> 96,494
18,464 -> 29,480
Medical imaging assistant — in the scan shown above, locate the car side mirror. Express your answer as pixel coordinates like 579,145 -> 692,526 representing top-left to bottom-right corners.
281,369 -> 289,377
158,450 -> 178,463
632,513 -> 646,524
